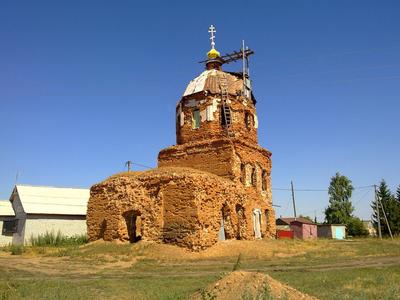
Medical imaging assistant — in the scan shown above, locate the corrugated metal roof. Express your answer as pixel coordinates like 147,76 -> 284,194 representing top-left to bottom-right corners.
13,185 -> 89,215
0,200 -> 14,217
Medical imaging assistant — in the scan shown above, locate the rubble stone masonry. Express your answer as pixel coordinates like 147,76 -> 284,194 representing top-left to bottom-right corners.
87,62 -> 275,250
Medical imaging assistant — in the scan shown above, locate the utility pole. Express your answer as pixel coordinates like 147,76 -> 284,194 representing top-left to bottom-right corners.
377,190 -> 393,240
291,180 -> 297,219
125,161 -> 133,172
374,185 -> 382,239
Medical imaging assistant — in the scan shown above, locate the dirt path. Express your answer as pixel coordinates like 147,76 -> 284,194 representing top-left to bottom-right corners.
0,254 -> 398,279
244,255 -> 400,272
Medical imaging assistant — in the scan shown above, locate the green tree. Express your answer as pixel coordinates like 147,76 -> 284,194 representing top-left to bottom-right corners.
371,180 -> 400,236
396,185 -> 400,202
347,217 -> 369,237
325,172 -> 354,224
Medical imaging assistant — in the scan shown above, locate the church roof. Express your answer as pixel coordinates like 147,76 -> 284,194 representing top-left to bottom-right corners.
183,69 -> 247,99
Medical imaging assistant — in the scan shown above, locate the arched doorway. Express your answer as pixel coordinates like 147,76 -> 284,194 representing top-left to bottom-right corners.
219,203 -> 234,241
123,210 -> 142,243
253,209 -> 262,239
264,209 -> 270,232
235,204 -> 246,240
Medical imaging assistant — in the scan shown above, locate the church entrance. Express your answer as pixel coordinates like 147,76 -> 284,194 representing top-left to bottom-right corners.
235,204 -> 246,239
218,217 -> 225,241
123,210 -> 142,243
253,209 -> 262,239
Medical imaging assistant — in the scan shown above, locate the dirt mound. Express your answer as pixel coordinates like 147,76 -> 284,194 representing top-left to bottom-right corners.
192,271 -> 318,300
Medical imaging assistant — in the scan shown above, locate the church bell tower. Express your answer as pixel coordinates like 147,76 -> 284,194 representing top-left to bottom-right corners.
158,25 -> 272,204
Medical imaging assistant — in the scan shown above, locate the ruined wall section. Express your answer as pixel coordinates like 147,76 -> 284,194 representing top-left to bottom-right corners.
87,167 -> 275,250
177,93 -> 259,145
87,175 -> 164,243
158,139 -> 235,180
231,141 -> 272,198
231,141 -> 275,238
158,139 -> 276,238
161,181 -> 200,248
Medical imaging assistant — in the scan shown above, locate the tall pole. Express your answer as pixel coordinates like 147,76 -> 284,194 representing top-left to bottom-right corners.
291,181 -> 297,219
125,161 -> 132,172
242,40 -> 245,97
374,185 -> 382,239
378,192 -> 393,239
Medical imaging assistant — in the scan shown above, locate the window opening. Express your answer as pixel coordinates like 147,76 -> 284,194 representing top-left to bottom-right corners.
240,163 -> 245,184
261,170 -> 267,191
192,109 -> 200,129
2,219 -> 18,236
245,112 -> 252,129
250,167 -> 256,187
265,210 -> 270,230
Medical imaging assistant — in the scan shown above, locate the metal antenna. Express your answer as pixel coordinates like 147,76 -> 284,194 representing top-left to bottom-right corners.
15,171 -> 21,185
242,40 -> 245,95
125,161 -> 133,172
208,25 -> 216,49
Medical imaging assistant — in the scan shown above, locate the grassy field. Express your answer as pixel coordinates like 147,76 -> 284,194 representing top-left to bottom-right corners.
0,238 -> 399,299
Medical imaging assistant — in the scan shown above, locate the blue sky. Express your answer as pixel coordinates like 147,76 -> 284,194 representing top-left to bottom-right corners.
0,1 -> 399,221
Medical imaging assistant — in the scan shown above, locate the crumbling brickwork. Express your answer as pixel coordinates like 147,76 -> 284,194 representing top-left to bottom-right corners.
87,49 -> 275,250
87,167 -> 275,250
177,70 -> 259,145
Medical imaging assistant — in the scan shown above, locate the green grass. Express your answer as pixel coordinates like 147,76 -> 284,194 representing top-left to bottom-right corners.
271,265 -> 400,300
29,231 -> 87,247
0,238 -> 399,299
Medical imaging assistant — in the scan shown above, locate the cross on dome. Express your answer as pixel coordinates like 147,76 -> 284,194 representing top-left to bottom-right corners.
208,25 -> 216,49
207,25 -> 220,60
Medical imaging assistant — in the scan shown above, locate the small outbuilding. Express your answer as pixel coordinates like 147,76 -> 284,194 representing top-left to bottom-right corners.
276,217 -> 317,239
3,185 -> 90,245
0,200 -> 15,246
317,224 -> 346,240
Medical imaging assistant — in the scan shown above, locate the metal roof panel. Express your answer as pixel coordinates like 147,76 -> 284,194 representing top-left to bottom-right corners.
14,185 -> 89,215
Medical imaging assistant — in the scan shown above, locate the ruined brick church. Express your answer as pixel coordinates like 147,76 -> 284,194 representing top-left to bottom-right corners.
87,26 -> 276,250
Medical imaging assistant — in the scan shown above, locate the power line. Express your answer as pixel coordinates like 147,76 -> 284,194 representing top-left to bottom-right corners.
272,185 -> 374,192
273,188 -> 327,192
124,161 -> 154,170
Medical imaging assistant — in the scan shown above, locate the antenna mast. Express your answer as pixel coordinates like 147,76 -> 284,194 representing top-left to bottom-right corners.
241,40 -> 252,99
242,40 -> 245,96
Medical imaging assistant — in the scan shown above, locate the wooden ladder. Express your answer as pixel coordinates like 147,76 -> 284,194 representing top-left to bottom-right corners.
219,73 -> 234,137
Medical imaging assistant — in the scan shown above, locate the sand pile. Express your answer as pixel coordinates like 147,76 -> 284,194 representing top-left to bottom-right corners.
192,271 -> 318,300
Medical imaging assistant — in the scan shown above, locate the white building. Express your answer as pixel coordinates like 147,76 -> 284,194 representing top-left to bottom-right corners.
1,185 -> 90,245
0,200 -> 15,246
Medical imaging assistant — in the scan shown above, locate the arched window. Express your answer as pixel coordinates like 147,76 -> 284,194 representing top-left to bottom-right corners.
240,163 -> 245,184
245,112 -> 252,129
261,170 -> 267,191
192,109 -> 200,129
250,166 -> 256,187
265,209 -> 270,230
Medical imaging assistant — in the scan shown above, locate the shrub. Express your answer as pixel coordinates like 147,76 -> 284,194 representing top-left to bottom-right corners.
347,217 -> 369,237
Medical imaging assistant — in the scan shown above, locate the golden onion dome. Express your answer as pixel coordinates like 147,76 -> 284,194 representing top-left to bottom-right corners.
207,48 -> 220,59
